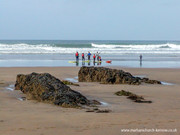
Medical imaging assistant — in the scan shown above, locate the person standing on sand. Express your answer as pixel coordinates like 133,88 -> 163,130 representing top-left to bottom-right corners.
99,56 -> 102,62
98,56 -> 102,65
82,53 -> 85,61
75,51 -> 79,61
93,54 -> 96,62
96,51 -> 100,61
87,51 -> 91,60
140,54 -> 142,67
140,54 -> 142,62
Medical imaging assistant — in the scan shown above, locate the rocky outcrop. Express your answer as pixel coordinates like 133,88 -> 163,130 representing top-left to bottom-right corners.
78,67 -> 161,85
15,72 -> 98,108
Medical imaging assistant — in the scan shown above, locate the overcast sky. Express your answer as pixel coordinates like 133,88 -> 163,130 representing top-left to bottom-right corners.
0,0 -> 180,40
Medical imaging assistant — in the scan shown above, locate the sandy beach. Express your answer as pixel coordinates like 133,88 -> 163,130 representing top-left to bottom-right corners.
0,67 -> 180,135
1,0 -> 180,134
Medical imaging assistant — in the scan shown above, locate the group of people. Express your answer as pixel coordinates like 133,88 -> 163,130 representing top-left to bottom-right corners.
75,51 -> 102,62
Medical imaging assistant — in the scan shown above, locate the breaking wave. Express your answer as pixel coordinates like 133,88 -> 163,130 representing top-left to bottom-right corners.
0,42 -> 180,54
91,43 -> 180,50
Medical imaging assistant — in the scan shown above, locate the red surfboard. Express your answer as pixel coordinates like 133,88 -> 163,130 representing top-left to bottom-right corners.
106,60 -> 112,63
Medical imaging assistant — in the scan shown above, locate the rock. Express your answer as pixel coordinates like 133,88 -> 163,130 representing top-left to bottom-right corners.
142,79 -> 161,84
90,100 -> 101,105
0,120 -> 4,122
115,90 -> 152,103
96,109 -> 111,113
78,67 -> 161,85
86,109 -> 95,112
115,90 -> 133,96
127,94 -> 144,101
134,100 -> 152,103
86,108 -> 111,113
15,72 -> 98,108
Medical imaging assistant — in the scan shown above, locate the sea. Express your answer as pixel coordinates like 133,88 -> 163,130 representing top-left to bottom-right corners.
0,40 -> 180,68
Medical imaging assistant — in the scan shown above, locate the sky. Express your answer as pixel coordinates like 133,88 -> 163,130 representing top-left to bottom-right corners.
0,0 -> 180,40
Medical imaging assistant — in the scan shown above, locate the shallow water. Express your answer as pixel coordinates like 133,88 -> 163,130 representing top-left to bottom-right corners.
134,75 -> 147,78
1,40 -> 180,68
17,97 -> 26,101
5,84 -> 14,91
4,84 -> 26,101
161,81 -> 174,85
65,77 -> 78,83
1,59 -> 180,68
100,101 -> 109,106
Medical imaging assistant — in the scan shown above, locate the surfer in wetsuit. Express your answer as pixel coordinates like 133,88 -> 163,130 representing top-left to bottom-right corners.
99,56 -> 102,62
75,52 -> 79,61
98,56 -> 102,65
93,54 -> 96,62
82,53 -> 85,66
82,53 -> 85,61
140,54 -> 142,61
87,51 -> 91,60
140,54 -> 142,66
96,51 -> 100,61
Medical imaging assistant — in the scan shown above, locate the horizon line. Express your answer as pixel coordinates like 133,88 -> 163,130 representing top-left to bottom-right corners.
0,39 -> 180,41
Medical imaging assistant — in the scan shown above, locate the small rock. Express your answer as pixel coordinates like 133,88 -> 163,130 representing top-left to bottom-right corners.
115,90 -> 152,103
96,109 -> 111,113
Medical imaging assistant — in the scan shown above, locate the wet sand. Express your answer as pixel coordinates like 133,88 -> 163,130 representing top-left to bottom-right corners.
0,67 -> 180,135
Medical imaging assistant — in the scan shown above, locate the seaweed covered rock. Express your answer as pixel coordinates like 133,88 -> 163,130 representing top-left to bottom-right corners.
15,72 -> 93,108
78,67 -> 161,85
115,90 -> 152,103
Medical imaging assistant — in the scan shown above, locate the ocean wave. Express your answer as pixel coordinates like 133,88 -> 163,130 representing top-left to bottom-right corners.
1,43 -> 180,54
91,43 -> 180,50
91,43 -> 126,48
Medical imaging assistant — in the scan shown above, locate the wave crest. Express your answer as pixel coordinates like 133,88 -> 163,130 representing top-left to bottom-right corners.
1,42 -> 180,54
91,43 -> 180,50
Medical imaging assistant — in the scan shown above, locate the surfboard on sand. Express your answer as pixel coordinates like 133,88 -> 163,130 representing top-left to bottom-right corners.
68,61 -> 77,63
84,60 -> 101,63
68,60 -> 102,63
68,60 -> 90,63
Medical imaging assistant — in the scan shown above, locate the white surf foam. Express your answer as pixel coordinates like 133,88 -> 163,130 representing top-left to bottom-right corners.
65,78 -> 78,83
1,43 -> 180,54
91,43 -> 180,50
